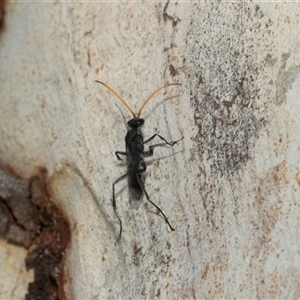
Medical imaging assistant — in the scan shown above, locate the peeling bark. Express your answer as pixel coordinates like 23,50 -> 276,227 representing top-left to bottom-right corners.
0,166 -> 70,300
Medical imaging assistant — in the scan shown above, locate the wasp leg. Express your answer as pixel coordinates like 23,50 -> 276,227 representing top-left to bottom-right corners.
115,151 -> 127,161
112,172 -> 128,244
143,135 -> 183,157
144,134 -> 183,145
136,164 -> 175,232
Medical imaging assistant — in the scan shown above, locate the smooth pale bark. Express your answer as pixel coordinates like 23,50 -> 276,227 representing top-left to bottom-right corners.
1,2 -> 300,299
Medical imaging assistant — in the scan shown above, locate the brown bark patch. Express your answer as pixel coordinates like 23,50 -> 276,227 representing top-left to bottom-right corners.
0,165 -> 70,300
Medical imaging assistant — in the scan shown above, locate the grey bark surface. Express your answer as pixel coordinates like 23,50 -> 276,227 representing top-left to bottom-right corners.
1,2 -> 300,299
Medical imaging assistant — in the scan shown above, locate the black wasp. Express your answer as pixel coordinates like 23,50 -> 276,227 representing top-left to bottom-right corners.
96,80 -> 183,242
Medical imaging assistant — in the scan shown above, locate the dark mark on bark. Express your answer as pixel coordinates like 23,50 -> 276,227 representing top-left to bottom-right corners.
0,0 -> 5,31
163,1 -> 181,28
169,64 -> 178,77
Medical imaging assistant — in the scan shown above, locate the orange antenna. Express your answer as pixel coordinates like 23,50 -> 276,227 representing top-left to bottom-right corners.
95,80 -> 136,117
137,83 -> 181,117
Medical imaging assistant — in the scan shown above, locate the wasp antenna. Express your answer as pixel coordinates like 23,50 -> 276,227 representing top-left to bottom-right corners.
95,80 -> 136,117
115,104 -> 129,129
137,83 -> 181,117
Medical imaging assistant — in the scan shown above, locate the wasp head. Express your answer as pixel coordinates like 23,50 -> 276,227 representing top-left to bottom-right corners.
127,117 -> 144,128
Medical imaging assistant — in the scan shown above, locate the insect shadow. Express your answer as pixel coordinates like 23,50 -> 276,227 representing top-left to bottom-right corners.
96,80 -> 183,243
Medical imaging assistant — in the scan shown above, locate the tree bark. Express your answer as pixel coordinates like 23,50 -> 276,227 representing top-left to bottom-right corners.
1,2 -> 300,299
